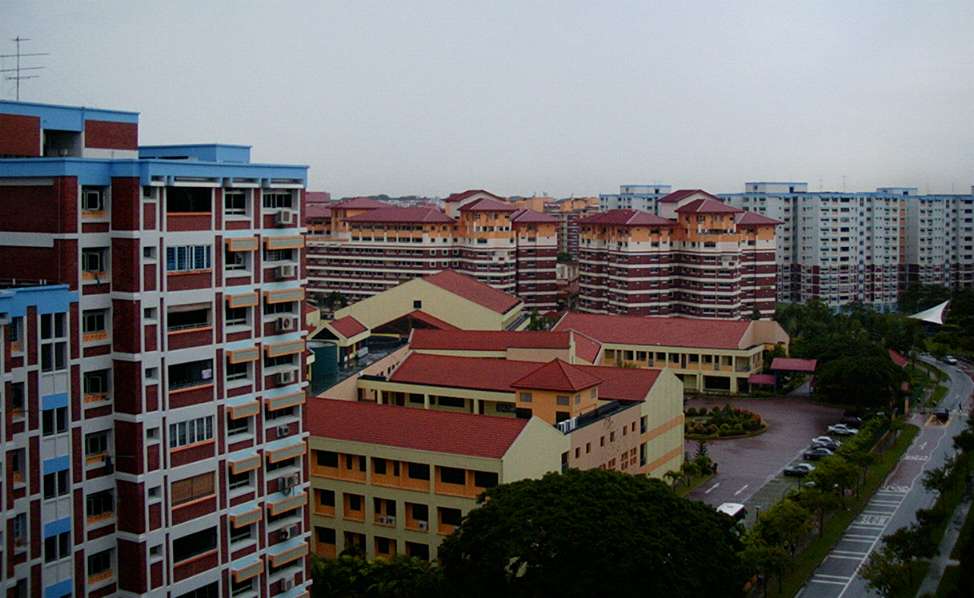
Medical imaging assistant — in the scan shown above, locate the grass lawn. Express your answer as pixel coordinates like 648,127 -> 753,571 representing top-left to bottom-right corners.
931,384 -> 949,406
674,472 -> 714,497
934,565 -> 962,598
772,423 -> 921,597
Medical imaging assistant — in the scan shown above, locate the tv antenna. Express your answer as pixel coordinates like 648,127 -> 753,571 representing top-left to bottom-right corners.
1,37 -> 48,100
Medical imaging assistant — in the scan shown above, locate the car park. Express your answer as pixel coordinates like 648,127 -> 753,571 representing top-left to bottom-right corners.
827,424 -> 859,436
803,447 -> 834,460
783,463 -> 816,477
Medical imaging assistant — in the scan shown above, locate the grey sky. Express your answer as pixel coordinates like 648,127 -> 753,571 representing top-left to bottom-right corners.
2,1 -> 973,197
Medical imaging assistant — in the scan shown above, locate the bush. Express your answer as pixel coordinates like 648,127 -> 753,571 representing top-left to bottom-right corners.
686,407 -> 698,417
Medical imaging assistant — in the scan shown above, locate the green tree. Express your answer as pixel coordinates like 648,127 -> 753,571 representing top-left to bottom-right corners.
794,487 -> 841,538
862,543 -> 912,598
808,456 -> 860,502
883,524 -> 937,586
438,469 -> 748,598
740,536 -> 789,597
310,554 -> 446,598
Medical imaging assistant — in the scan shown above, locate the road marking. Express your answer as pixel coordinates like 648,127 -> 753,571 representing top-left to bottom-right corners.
811,578 -> 847,585
919,441 -> 928,450
815,574 -> 852,580
904,454 -> 929,461
881,485 -> 910,493
832,549 -> 868,557
733,484 -> 749,496
827,554 -> 864,561
841,538 -> 875,543
704,482 -> 719,495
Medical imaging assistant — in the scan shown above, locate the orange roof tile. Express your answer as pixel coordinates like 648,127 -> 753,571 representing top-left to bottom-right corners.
307,399 -> 528,458
579,209 -> 674,226
409,329 -> 570,351
345,206 -> 454,224
659,189 -> 723,204
554,312 -> 750,350
444,189 -> 506,203
735,211 -> 782,226
511,359 -> 602,392
459,196 -> 518,212
675,197 -> 743,214
423,270 -> 521,314
329,315 -> 368,338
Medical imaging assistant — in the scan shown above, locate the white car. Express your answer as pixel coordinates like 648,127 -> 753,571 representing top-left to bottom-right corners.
828,424 -> 859,436
944,355 -> 958,365
812,435 -> 840,446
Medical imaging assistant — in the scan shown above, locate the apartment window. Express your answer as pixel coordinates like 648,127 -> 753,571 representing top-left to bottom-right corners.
264,248 -> 294,262
172,472 -> 215,506
166,245 -> 212,272
473,471 -> 499,488
225,305 -> 249,326
82,248 -> 107,274
519,392 -> 532,403
43,469 -> 69,499
87,549 -> 113,581
167,187 -> 211,213
346,493 -> 363,512
439,466 -> 465,485
172,528 -> 217,563
168,359 -> 213,390
407,463 -> 430,481
224,190 -> 247,215
227,413 -> 250,436
263,301 -> 295,315
169,416 -> 214,449
40,313 -> 67,373
84,370 -> 111,398
263,191 -> 293,209
226,362 -> 251,384
86,489 -> 114,519
316,450 -> 339,468
229,522 -> 253,545
264,354 -> 296,369
167,305 -> 211,331
82,310 -> 107,335
317,489 -> 336,509
225,250 -> 248,271
556,395 -> 570,406
85,431 -> 110,459
44,531 -> 70,563
345,454 -> 366,472
82,188 -> 104,211
12,513 -> 27,547
228,469 -> 252,491
41,407 -> 67,436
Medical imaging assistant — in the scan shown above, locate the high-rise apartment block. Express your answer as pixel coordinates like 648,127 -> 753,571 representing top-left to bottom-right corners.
0,100 -> 311,598
599,184 -> 672,213
578,190 -> 779,319
720,182 -> 974,309
306,190 -> 559,312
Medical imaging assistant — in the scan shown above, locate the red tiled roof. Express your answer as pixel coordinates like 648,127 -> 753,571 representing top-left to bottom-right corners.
307,399 -> 528,458
511,208 -> 559,224
571,330 -> 603,363
735,211 -> 782,226
659,189 -> 723,204
888,349 -> 908,368
511,359 -> 602,392
333,197 -> 388,210
306,191 -> 332,203
579,209 -> 674,226
554,312 -> 750,350
675,197 -> 743,214
770,357 -> 817,373
329,315 -> 368,338
459,196 -> 518,212
390,353 -> 540,392
423,270 -> 521,314
409,329 -> 570,351
389,353 -> 659,401
345,206 -> 454,224
304,203 -> 332,220
444,189 -> 506,203
303,302 -> 318,316
405,310 -> 460,331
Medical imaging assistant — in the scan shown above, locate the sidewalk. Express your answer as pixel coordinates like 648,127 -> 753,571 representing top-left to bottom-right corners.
916,495 -> 972,596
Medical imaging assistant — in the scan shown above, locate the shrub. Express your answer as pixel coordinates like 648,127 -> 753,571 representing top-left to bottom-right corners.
686,407 -> 698,417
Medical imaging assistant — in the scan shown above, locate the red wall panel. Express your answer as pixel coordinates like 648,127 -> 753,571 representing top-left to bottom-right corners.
84,119 -> 138,150
0,113 -> 40,156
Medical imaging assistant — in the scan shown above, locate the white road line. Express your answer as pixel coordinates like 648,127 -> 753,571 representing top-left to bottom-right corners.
815,574 -> 852,580
733,484 -> 749,496
832,550 -> 868,556
840,538 -> 875,543
703,482 -> 719,495
811,579 -> 847,585
827,554 -> 864,560
919,441 -> 928,450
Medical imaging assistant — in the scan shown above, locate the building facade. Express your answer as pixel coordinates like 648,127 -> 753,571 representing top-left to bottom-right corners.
305,191 -> 558,311
0,100 -> 311,598
599,184 -> 672,213
578,190 -> 779,319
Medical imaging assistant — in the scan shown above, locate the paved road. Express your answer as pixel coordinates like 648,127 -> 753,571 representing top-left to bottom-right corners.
688,398 -> 841,511
797,358 -> 973,598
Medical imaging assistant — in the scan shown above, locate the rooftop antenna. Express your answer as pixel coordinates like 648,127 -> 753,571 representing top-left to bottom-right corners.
0,37 -> 48,100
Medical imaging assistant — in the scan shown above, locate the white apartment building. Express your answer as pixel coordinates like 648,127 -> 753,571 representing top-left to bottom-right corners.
599,184 -> 672,213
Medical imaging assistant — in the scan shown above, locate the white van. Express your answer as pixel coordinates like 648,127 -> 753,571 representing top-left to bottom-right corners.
716,502 -> 747,522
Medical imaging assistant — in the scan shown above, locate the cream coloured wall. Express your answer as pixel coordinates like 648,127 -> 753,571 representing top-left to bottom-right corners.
500,417 -> 569,482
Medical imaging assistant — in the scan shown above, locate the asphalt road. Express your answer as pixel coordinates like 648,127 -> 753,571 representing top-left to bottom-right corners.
688,398 -> 842,511
797,358 -> 974,598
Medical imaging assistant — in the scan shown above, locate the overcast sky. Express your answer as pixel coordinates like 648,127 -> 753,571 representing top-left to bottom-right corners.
2,1 -> 973,197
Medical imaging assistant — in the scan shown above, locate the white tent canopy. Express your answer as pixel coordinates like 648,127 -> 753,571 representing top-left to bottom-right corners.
909,300 -> 950,325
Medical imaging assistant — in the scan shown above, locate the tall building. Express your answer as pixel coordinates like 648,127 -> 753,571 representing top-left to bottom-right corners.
547,197 -> 599,258
578,190 -> 779,319
305,190 -> 559,311
0,100 -> 311,597
599,184 -> 672,213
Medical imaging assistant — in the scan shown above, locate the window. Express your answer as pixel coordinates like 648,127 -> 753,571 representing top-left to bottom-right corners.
172,472 -> 215,506
172,528 -> 217,563
556,395 -> 570,406
519,392 -> 532,403
224,190 -> 247,215
169,416 -> 214,449
225,306 -> 249,326
316,450 -> 338,467
82,248 -> 107,273
228,415 -> 250,438
439,507 -> 462,527
168,359 -> 213,390
317,489 -> 336,508
42,407 -> 67,436
167,187 -> 211,213
44,531 -> 70,563
225,250 -> 247,271
83,310 -> 107,334
87,549 -> 113,580
165,245 -> 212,272
41,341 -> 67,372
43,469 -> 69,499
148,486 -> 161,500
85,431 -> 110,458
82,188 -> 104,211
473,471 -> 498,488
264,248 -> 294,262
262,191 -> 293,209
407,463 -> 430,480
439,466 -> 465,485
86,489 -> 114,518
413,299 -> 422,309
264,354 -> 296,369
167,306 -> 210,331
84,370 -> 111,398
345,454 -> 366,472
229,523 -> 253,545
228,470 -> 251,491
262,301 -> 295,315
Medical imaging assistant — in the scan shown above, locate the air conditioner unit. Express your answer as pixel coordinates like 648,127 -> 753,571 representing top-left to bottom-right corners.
280,527 -> 291,540
277,264 -> 297,279
282,580 -> 293,591
274,210 -> 295,226
386,516 -> 396,525
277,370 -> 296,385
289,473 -> 301,487
276,424 -> 290,437
417,521 -> 428,531
276,317 -> 295,332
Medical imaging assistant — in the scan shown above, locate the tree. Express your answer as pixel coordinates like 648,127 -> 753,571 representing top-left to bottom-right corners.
663,469 -> 681,488
883,524 -> 937,586
794,487 -> 841,538
438,469 -> 748,598
862,543 -> 912,598
922,457 -> 956,495
808,456 -> 860,502
740,536 -> 789,597
310,554 -> 446,598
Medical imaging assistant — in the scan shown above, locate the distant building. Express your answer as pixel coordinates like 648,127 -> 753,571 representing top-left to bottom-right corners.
599,184 -> 673,213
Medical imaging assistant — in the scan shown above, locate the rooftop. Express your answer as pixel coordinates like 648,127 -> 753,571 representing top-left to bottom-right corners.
459,196 -> 518,212
554,312 -> 752,350
770,357 -> 817,373
735,211 -> 783,226
510,359 -> 602,392
422,270 -> 521,314
409,329 -> 571,351
444,189 -> 506,203
332,197 -> 388,210
511,208 -> 559,224
675,197 -> 744,215
579,209 -> 674,226
659,189 -> 723,204
345,206 -> 454,224
328,315 -> 368,339
308,399 -> 529,459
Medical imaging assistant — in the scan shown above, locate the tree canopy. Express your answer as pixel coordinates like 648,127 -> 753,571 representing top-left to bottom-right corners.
437,469 -> 748,598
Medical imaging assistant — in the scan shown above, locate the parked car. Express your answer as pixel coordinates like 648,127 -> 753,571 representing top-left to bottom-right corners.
935,408 -> 950,423
803,447 -> 834,460
840,416 -> 863,427
828,424 -> 859,436
784,463 -> 816,477
944,355 -> 958,365
812,436 -> 841,451
716,502 -> 748,522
